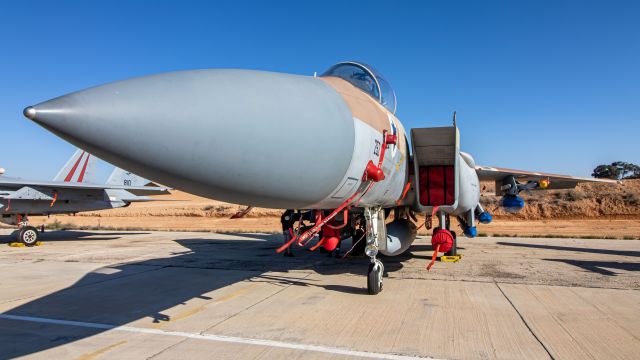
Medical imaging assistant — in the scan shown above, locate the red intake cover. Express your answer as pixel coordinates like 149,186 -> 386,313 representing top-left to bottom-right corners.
431,228 -> 454,254
419,166 -> 455,206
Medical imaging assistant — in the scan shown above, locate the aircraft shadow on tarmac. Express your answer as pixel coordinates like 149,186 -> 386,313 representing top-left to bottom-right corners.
497,241 -> 640,257
1,230 -> 151,243
497,241 -> 640,276
0,233 -> 407,358
544,259 -> 640,276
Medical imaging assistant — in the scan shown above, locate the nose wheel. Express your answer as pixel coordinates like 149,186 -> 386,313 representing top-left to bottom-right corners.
367,260 -> 384,295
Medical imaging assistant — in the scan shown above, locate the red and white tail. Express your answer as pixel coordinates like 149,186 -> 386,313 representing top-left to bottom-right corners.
53,149 -> 96,183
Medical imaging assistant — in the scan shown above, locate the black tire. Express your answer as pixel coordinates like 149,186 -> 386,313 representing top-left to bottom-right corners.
19,226 -> 39,247
367,263 -> 382,295
445,231 -> 457,257
351,229 -> 366,256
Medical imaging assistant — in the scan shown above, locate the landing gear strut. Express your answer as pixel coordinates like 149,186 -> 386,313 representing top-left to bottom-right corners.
364,207 -> 386,295
280,210 -> 296,257
445,231 -> 457,257
437,212 -> 458,257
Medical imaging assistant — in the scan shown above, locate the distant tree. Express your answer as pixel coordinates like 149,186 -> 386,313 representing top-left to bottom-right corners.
592,162 -> 640,180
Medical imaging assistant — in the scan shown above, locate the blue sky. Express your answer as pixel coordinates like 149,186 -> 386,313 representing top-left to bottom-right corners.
1,0 -> 638,181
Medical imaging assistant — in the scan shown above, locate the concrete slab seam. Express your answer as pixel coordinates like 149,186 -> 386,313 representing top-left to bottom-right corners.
494,283 -> 555,360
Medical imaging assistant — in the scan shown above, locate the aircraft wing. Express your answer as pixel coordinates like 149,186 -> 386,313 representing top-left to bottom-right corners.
475,166 -> 618,190
0,176 -> 170,194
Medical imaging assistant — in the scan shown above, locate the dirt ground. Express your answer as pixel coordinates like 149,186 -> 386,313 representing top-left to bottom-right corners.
17,215 -> 640,240
4,180 -> 638,239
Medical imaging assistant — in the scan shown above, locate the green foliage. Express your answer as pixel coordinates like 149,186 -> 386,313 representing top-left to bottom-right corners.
592,162 -> 640,180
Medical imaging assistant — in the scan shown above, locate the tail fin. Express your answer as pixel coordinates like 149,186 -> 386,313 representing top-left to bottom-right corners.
53,149 -> 96,183
106,168 -> 151,187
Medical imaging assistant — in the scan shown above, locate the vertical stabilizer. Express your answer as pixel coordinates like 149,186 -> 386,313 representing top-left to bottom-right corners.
53,149 -> 96,183
106,168 -> 151,187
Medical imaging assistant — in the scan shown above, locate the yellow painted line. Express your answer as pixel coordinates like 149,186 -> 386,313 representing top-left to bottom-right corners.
152,303 -> 208,329
75,340 -> 127,360
152,284 -> 257,328
215,283 -> 256,302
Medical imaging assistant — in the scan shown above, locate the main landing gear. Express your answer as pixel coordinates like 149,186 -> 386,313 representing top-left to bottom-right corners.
15,215 -> 39,246
18,226 -> 39,246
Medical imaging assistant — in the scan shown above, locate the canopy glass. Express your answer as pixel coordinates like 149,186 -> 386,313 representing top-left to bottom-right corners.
322,62 -> 397,114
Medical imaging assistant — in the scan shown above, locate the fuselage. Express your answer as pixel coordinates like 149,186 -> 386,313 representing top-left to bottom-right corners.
26,67 -> 412,210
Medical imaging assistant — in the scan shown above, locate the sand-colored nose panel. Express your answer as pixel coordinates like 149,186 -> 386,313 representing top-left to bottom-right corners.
320,76 -> 392,133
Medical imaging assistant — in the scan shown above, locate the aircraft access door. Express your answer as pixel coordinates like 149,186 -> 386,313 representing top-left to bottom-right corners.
410,126 -> 460,214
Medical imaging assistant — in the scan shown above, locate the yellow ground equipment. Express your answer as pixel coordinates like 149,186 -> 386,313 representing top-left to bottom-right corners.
8,242 -> 43,247
440,255 -> 462,263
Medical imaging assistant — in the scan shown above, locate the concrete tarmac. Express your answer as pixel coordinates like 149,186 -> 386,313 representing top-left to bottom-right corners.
0,229 -> 638,359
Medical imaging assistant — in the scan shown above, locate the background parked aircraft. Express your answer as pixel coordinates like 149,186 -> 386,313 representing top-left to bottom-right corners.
1,149 -> 169,245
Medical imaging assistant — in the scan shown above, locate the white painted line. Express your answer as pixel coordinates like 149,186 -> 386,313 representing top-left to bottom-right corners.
0,314 -> 441,360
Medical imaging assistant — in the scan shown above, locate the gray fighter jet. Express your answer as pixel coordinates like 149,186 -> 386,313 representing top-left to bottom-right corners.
22,62 -> 615,294
1,149 -> 169,245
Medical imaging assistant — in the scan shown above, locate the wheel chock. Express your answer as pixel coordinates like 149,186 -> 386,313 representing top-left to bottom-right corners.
8,242 -> 44,247
440,255 -> 462,263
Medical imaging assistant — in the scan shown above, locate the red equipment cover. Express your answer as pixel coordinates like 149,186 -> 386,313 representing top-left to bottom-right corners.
419,166 -> 455,206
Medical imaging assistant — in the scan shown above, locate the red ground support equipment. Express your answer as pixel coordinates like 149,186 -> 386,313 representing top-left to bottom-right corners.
276,131 -> 392,254
426,229 -> 454,271
311,226 -> 341,252
425,206 -> 455,270
364,161 -> 384,182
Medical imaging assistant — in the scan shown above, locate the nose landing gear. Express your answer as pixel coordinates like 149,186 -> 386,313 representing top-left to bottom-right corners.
364,207 -> 386,295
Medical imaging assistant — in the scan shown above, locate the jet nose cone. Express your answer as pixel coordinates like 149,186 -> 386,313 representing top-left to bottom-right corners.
23,106 -> 37,120
23,69 -> 356,208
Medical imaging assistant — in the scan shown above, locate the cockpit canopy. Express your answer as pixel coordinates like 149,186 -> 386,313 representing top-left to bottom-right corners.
322,62 -> 397,114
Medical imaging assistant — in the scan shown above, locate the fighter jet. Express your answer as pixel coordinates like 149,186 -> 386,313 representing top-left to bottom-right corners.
22,61 -> 614,294
1,149 -> 169,245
